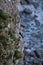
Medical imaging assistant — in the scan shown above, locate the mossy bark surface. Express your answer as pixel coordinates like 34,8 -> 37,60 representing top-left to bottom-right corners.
0,0 -> 24,65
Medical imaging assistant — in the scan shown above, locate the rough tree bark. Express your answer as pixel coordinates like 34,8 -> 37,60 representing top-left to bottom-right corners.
0,0 -> 24,65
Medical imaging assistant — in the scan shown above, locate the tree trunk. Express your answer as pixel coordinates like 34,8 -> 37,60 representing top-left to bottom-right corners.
0,0 -> 24,65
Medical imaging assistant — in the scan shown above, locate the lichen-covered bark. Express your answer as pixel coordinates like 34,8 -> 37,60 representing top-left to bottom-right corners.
0,0 -> 24,65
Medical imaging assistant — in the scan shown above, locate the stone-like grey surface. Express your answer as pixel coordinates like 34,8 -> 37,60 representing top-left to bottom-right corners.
19,0 -> 43,65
